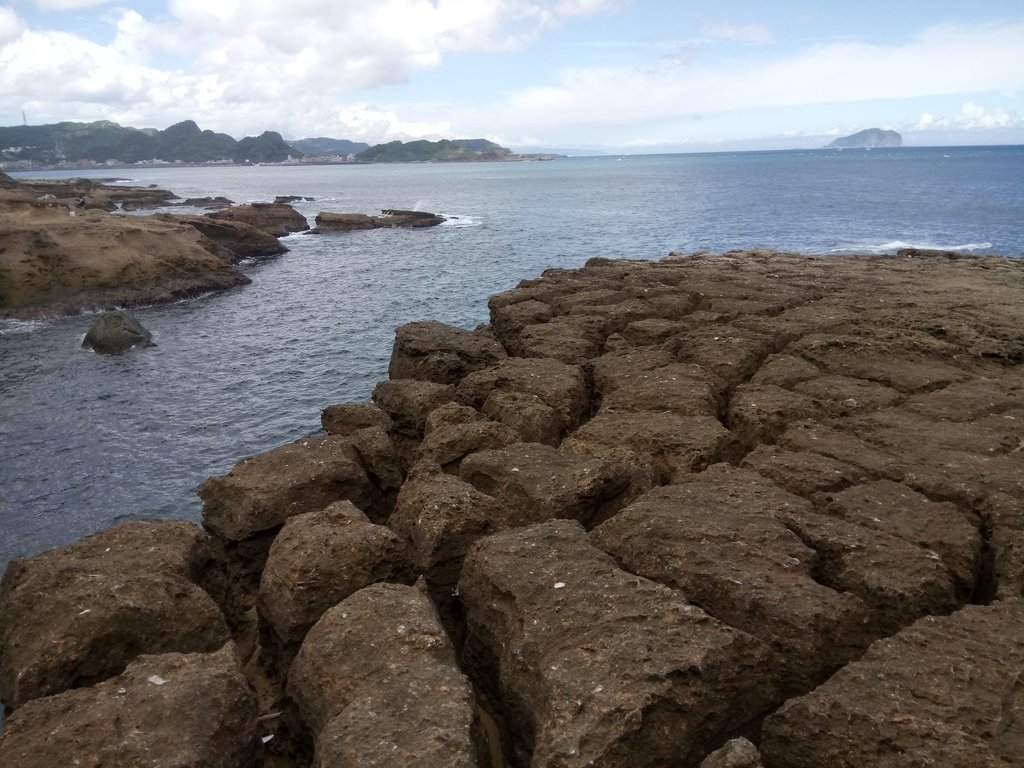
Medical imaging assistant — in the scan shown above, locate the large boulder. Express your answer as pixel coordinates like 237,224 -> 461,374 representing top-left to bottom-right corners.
0,521 -> 229,709
0,644 -> 258,768
198,435 -> 385,540
459,519 -> 776,767
388,320 -> 507,385
257,501 -> 414,657
287,581 -> 480,766
81,310 -> 155,354
457,442 -> 626,529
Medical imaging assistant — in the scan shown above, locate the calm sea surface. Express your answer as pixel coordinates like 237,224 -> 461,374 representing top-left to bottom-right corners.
3,147 -> 1023,567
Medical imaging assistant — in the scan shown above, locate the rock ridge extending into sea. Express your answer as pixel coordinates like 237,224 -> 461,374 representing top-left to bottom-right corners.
1,247 -> 1023,767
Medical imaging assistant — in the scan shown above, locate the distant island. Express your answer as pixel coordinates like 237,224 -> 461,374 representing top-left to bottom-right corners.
828,128 -> 903,149
0,120 -> 555,170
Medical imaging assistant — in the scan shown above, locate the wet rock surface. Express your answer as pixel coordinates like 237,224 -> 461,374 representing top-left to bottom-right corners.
3,249 -> 1023,767
81,309 -> 155,354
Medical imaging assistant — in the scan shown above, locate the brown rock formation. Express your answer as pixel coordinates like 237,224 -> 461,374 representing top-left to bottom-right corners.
152,212 -> 287,262
208,202 -> 309,236
311,209 -> 444,232
3,247 -> 1024,766
0,521 -> 229,709
0,644 -> 258,768
0,204 -> 249,318
286,581 -> 480,766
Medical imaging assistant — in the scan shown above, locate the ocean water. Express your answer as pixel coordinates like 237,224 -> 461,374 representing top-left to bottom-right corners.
2,146 -> 1022,568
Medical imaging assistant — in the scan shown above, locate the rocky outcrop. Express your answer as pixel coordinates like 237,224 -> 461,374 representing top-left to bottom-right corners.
207,202 -> 310,237
0,203 -> 250,318
81,309 -> 155,354
3,248 -> 1024,766
153,212 -> 287,263
311,209 -> 444,233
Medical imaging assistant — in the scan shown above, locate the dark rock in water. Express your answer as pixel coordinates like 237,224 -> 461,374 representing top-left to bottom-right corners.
311,209 -> 445,233
0,644 -> 258,768
82,310 -> 155,354
274,195 -> 315,203
207,202 -> 309,237
179,195 -> 235,209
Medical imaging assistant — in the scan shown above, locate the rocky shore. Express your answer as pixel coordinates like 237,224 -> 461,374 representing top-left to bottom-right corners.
1,248 -> 1022,767
0,171 -> 444,318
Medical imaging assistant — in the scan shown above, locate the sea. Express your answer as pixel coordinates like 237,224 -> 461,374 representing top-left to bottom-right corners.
2,146 -> 1022,569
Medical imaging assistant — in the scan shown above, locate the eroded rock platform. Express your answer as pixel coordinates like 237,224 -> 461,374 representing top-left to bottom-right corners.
2,248 -> 1023,767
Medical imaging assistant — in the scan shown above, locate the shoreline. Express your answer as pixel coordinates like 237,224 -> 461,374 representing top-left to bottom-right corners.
2,248 -> 1022,766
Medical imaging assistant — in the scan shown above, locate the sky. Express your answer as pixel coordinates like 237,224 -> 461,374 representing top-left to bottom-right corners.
1,0 -> 1023,153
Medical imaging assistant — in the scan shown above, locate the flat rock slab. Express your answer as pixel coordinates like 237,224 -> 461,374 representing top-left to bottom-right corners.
590,465 -> 871,692
0,644 -> 257,768
564,409 -> 738,482
199,434 -> 381,540
760,598 -> 1024,768
458,442 -> 624,529
287,582 -> 478,766
0,521 -> 229,709
459,519 -> 775,768
456,356 -> 590,437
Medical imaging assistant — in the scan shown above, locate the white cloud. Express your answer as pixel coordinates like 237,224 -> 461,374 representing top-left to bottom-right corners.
955,101 -> 1015,129
32,0 -> 116,10
331,104 -> 452,143
484,22 -> 1024,135
700,20 -> 775,44
0,7 -> 24,42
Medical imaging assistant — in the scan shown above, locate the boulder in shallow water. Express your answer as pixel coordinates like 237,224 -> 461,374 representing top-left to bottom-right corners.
82,310 -> 155,354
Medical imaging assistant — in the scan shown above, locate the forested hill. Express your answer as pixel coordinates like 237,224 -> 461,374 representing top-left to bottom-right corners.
0,120 -> 299,165
356,138 -> 512,162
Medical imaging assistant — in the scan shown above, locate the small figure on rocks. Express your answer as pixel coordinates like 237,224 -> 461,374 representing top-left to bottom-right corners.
82,310 -> 156,354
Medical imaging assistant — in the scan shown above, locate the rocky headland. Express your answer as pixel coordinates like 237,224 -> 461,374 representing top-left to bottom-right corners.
1,246 -> 1022,766
0,171 -> 446,318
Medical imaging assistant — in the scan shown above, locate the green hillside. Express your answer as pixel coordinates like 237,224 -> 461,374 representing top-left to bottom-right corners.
356,138 -> 512,163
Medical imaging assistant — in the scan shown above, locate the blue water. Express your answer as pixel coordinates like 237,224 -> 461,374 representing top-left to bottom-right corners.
2,146 -> 1022,568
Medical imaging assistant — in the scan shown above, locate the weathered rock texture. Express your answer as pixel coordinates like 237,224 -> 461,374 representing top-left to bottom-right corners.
3,248 -> 1023,767
0,201 -> 250,317
207,202 -> 310,236
0,521 -> 228,709
0,644 -> 258,768
311,209 -> 444,232
287,581 -> 480,767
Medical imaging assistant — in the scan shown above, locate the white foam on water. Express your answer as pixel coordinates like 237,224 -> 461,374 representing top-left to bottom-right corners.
0,318 -> 52,336
828,240 -> 993,255
439,213 -> 483,228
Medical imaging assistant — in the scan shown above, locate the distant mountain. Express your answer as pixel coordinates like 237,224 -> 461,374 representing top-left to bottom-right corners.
828,128 -> 903,149
356,138 -> 513,163
0,120 -> 303,165
287,137 -> 370,156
